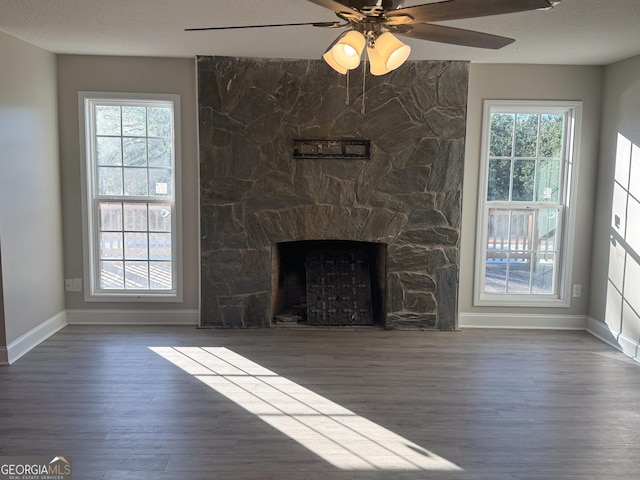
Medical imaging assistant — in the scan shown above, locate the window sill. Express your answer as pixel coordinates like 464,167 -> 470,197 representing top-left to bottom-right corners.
474,294 -> 570,308
84,291 -> 182,303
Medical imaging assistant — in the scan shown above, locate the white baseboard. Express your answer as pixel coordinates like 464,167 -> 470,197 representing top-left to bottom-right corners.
2,309 -> 198,364
459,312 -> 588,330
586,316 -> 639,361
66,309 -> 199,325
6,311 -> 68,364
4,311 -> 633,365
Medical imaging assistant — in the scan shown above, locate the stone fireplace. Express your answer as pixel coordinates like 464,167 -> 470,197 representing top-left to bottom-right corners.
198,56 -> 468,329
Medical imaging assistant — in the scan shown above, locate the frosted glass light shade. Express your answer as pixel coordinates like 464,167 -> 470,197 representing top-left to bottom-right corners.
367,46 -> 390,76
323,50 -> 348,74
324,30 -> 366,72
375,32 -> 411,72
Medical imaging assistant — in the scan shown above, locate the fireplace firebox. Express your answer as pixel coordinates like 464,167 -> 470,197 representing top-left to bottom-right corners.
271,240 -> 386,327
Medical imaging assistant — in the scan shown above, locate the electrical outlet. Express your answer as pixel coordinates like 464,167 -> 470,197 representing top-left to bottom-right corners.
64,279 -> 73,292
572,284 -> 582,298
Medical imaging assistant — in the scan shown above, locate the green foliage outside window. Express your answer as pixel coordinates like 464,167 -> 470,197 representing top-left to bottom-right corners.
487,113 -> 564,203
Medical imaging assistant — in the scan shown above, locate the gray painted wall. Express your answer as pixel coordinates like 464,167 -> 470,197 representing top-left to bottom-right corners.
0,241 -> 6,364
460,64 -> 603,320
590,55 -> 640,342
56,55 -> 200,312
0,31 -> 65,344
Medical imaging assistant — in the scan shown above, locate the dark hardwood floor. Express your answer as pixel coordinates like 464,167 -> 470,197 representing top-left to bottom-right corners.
1,325 -> 639,479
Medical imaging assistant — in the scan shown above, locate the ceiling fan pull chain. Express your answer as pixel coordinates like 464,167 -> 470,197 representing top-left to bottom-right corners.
346,70 -> 350,106
361,55 -> 366,115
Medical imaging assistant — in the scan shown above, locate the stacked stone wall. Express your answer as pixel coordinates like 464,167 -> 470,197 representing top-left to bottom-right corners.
199,56 -> 469,329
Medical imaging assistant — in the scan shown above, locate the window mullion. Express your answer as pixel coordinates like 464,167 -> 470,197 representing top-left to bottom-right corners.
529,209 -> 539,293
533,114 -> 541,204
509,115 -> 516,202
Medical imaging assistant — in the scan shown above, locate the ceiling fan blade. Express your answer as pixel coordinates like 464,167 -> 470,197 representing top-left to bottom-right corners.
185,21 -> 340,32
388,0 -> 553,23
306,0 -> 366,21
397,23 -> 514,49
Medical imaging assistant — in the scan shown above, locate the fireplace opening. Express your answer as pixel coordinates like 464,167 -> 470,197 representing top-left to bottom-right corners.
271,240 -> 387,327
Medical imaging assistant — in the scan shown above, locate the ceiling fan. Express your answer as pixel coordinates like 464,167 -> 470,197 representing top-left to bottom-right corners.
187,0 -> 560,76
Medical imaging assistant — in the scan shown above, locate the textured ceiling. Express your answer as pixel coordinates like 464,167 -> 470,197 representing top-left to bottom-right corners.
1,0 -> 639,65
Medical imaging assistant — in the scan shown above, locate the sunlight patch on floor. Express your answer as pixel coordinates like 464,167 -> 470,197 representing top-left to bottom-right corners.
150,346 -> 462,472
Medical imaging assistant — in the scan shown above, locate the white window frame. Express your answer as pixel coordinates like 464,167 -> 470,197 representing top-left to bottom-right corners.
474,100 -> 582,307
79,92 -> 182,302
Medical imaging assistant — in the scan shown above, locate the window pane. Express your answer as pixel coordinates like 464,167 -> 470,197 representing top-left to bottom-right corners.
150,262 -> 172,289
100,261 -> 124,289
488,159 -> 511,201
484,208 -> 559,296
125,261 -> 149,289
507,253 -> 532,293
539,114 -> 564,158
486,209 -> 509,256
149,168 -> 173,196
124,232 -> 148,260
150,233 -> 172,260
148,107 -> 172,138
484,258 -> 507,293
485,209 -> 508,293
148,138 -> 172,167
532,253 -> 555,293
123,167 -> 148,196
95,106 -> 121,136
536,159 -> 561,202
96,137 -> 122,166
99,232 -> 123,259
123,203 -> 148,231
510,210 -> 534,254
489,113 -> 514,157
149,204 -> 171,232
98,167 -> 123,195
512,159 -> 535,201
538,208 -> 559,253
122,106 -> 146,136
99,202 -> 122,231
123,138 -> 147,166
514,114 -> 538,158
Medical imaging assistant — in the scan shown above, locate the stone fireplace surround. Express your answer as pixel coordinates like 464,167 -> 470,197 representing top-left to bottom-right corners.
198,56 -> 468,330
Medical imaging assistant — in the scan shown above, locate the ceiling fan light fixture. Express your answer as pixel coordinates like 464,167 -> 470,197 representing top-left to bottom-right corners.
190,0 -> 562,77
374,32 -> 411,72
323,50 -> 348,74
326,30 -> 366,71
366,46 -> 391,76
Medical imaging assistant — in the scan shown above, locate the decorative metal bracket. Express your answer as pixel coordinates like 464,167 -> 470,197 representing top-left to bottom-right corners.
293,139 -> 370,160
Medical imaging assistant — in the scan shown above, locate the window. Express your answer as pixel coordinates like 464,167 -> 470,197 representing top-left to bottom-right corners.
80,93 -> 181,301
474,101 -> 581,306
